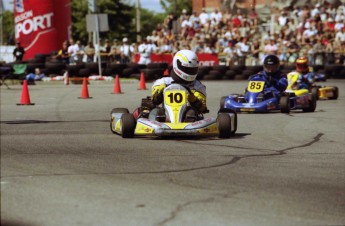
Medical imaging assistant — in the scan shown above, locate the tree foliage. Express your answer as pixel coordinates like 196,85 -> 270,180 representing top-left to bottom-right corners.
159,0 -> 192,16
71,0 -> 167,43
1,11 -> 15,45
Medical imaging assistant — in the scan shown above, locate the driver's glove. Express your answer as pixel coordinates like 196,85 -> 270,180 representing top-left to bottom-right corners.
152,83 -> 166,105
189,90 -> 207,113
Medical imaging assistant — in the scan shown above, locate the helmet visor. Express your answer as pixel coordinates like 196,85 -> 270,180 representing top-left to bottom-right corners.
264,64 -> 279,74
177,59 -> 198,76
296,63 -> 308,71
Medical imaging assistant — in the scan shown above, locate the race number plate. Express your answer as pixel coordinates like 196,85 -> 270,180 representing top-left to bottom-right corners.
164,90 -> 187,107
247,81 -> 264,93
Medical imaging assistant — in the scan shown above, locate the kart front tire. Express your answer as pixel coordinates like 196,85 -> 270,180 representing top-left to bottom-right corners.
303,93 -> 317,112
110,108 -> 130,133
311,86 -> 319,100
280,95 -> 290,113
121,113 -> 136,138
111,108 -> 130,114
219,108 -> 237,135
217,113 -> 231,139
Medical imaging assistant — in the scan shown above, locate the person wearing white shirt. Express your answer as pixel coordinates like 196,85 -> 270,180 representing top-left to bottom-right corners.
210,8 -> 222,24
138,38 -> 156,65
120,37 -> 134,64
335,27 -> 345,44
67,39 -> 80,65
198,8 -> 209,25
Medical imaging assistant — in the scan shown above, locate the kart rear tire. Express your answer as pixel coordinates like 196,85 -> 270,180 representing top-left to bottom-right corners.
121,113 -> 136,138
330,87 -> 338,100
280,95 -> 290,113
217,113 -> 232,138
311,86 -> 319,100
303,93 -> 317,112
110,108 -> 130,133
220,96 -> 227,109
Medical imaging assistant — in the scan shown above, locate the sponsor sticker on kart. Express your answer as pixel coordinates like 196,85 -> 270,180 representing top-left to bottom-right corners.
240,108 -> 255,112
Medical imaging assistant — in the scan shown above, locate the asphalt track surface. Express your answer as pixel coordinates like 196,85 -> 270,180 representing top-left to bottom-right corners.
1,79 -> 345,226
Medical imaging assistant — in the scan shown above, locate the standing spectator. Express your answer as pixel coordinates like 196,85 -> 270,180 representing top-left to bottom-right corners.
313,38 -> 325,64
159,38 -> 173,53
287,38 -> 300,63
189,11 -> 199,24
109,39 -> 121,63
263,38 -> 278,56
336,41 -> 345,64
210,8 -> 222,24
223,41 -> 235,66
67,39 -> 79,65
335,27 -> 345,45
235,37 -> 250,65
119,37 -> 134,64
248,8 -> 258,26
75,41 -> 84,63
57,41 -> 69,64
334,18 -> 345,31
84,41 -> 95,63
325,38 -> 335,64
138,38 -> 154,65
13,42 -> 25,62
199,8 -> 209,26
250,39 -> 261,65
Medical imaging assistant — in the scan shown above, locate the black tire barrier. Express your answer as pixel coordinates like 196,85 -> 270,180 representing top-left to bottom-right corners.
140,68 -> 164,81
66,64 -> 85,77
78,68 -> 91,77
147,62 -> 168,70
225,70 -> 236,80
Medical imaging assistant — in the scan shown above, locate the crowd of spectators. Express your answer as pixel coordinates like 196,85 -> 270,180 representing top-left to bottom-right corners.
55,3 -> 345,67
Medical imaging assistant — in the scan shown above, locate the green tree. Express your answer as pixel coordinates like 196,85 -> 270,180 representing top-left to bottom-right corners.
71,0 -> 166,44
159,0 -> 192,16
139,8 -> 166,40
1,11 -> 15,45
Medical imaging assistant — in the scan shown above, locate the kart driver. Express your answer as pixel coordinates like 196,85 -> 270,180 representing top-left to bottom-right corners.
248,54 -> 288,98
149,49 -> 207,122
288,56 -> 315,89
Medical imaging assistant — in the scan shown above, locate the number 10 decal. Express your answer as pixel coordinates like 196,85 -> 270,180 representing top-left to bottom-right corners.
165,91 -> 186,106
167,92 -> 183,103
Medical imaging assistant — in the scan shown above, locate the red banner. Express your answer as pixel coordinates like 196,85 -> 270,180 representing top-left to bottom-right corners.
14,0 -> 71,60
134,53 -> 219,66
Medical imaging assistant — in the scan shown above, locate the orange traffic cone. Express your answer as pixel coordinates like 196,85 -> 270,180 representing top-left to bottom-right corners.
64,71 -> 70,85
17,80 -> 35,105
111,74 -> 123,94
163,69 -> 169,76
138,72 -> 147,90
78,77 -> 92,99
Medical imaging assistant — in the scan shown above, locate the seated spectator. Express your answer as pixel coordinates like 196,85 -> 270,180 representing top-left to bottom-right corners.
26,68 -> 45,81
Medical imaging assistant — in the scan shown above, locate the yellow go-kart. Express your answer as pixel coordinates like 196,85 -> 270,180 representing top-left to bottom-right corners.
285,72 -> 318,112
287,72 -> 338,100
110,83 -> 237,138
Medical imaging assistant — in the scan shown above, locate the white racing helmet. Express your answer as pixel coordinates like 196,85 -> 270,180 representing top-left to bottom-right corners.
172,49 -> 199,83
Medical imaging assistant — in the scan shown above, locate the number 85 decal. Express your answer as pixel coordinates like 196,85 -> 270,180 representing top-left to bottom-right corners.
247,81 -> 265,92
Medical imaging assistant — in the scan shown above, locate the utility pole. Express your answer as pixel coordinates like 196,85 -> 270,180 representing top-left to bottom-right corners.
136,0 -> 141,42
0,0 -> 3,45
